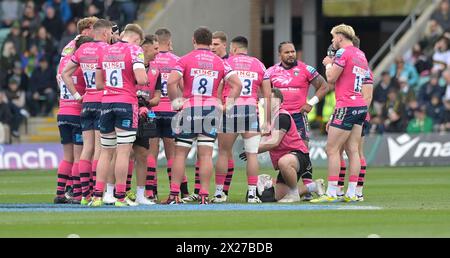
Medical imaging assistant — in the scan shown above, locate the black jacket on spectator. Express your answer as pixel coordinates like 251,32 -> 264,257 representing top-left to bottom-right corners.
374,80 -> 399,104
418,83 -> 444,106
42,15 -> 65,41
0,102 -> 12,125
29,66 -> 56,94
426,102 -> 445,124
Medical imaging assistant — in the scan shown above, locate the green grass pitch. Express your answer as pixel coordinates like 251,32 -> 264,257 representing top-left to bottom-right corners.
0,166 -> 449,237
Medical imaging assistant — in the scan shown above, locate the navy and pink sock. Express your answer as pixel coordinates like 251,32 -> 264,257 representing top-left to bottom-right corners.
56,160 -> 73,197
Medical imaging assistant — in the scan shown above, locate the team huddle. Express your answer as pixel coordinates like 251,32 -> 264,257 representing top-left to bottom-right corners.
53,16 -> 373,206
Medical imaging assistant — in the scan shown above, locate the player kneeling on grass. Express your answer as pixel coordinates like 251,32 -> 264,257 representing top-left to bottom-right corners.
240,88 -> 325,202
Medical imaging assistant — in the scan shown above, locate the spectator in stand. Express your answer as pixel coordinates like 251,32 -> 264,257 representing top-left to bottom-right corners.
404,44 -> 433,76
426,93 -> 445,131
420,19 -> 444,56
373,71 -> 399,116
5,77 -> 27,138
382,88 -> 406,133
0,91 -> 12,144
112,0 -> 137,27
407,106 -> 434,134
390,56 -> 419,89
4,21 -> 25,54
442,98 -> 450,132
69,0 -> 85,19
21,44 -> 42,78
431,0 -> 450,32
0,40 -> 20,89
398,76 -> 416,105
86,4 -> 102,18
9,61 -> 29,93
431,36 -> 450,74
0,0 -> 23,28
32,26 -> 57,63
42,6 -> 65,41
45,0 -> 72,24
28,58 -> 56,117
58,20 -> 77,55
405,99 -> 420,122
418,73 -> 444,106
21,2 -> 41,35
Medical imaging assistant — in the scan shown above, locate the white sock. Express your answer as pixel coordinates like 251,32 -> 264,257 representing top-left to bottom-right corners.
305,183 -> 317,193
346,182 -> 358,198
356,186 -> 363,196
215,185 -> 224,196
248,185 -> 257,197
289,187 -> 299,196
326,181 -> 338,197
105,183 -> 115,196
136,186 -> 145,199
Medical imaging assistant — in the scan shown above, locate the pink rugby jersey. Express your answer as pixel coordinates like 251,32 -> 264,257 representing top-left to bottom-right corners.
222,53 -> 266,106
152,51 -> 179,112
136,65 -> 160,103
333,46 -> 371,108
264,61 -> 319,114
57,55 -> 86,116
71,41 -> 109,103
174,49 -> 234,108
269,109 -> 309,169
61,39 -> 76,58
100,41 -> 145,104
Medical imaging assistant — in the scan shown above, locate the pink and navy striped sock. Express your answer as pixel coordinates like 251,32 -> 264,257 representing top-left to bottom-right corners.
194,161 -> 200,195
56,160 -> 73,197
338,159 -> 346,190
115,184 -> 126,202
358,158 -> 367,188
72,162 -> 82,201
223,160 -> 235,195
91,160 -> 98,192
79,160 -> 92,199
93,181 -> 105,198
126,160 -> 134,192
146,156 -> 157,197
170,183 -> 180,197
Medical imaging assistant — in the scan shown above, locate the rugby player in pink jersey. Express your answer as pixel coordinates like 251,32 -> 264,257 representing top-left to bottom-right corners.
165,27 -> 242,204
183,31 -> 232,203
240,88 -> 325,203
132,34 -> 161,205
329,36 -> 374,202
54,36 -> 93,204
60,17 -> 98,59
312,24 -> 371,203
146,28 -> 187,201
211,36 -> 271,203
91,24 -> 148,207
58,16 -> 98,199
264,41 -> 328,201
61,19 -> 112,206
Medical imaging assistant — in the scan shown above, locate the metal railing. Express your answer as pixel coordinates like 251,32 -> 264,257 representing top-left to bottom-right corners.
369,0 -> 437,69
